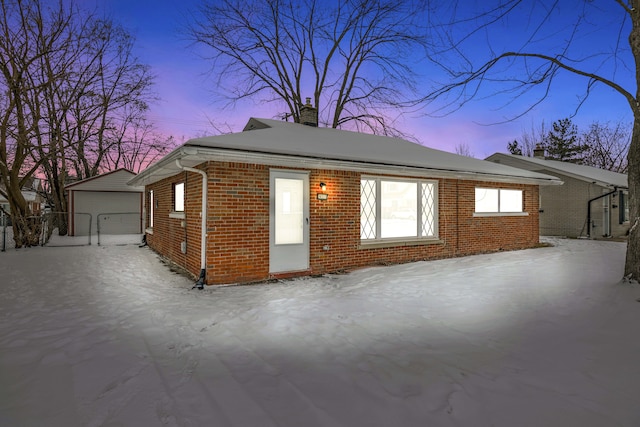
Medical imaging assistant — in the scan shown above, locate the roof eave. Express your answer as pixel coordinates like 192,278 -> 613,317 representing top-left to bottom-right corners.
488,153 -> 626,189
130,146 -> 562,187
527,166 -> 625,189
127,147 -> 188,187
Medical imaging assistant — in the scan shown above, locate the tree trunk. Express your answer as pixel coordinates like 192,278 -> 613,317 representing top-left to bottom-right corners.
625,1 -> 640,281
5,182 -> 40,248
12,215 -> 41,248
624,117 -> 640,279
52,172 -> 68,236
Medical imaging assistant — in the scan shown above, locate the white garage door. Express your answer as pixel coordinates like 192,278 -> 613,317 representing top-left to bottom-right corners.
72,191 -> 142,236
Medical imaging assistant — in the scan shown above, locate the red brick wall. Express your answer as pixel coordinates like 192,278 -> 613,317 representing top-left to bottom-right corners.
207,162 -> 270,283
145,171 -> 188,270
145,162 -> 540,285
455,180 -> 539,255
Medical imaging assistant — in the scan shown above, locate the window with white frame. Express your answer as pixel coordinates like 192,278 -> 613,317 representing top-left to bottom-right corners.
361,178 -> 437,240
475,188 -> 523,213
619,190 -> 630,224
149,190 -> 154,228
174,182 -> 184,212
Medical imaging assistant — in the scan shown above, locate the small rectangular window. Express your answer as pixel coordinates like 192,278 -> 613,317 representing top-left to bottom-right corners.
174,183 -> 184,212
620,190 -> 630,224
475,188 -> 523,213
499,189 -> 523,212
149,190 -> 154,228
475,188 -> 499,213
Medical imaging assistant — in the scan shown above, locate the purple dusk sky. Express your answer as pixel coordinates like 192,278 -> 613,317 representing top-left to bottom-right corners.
89,0 -> 633,158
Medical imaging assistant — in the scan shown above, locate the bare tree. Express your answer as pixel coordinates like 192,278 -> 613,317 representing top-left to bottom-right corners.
582,121 -> 630,173
0,0 -> 68,246
103,115 -> 177,173
188,0 -> 428,137
0,0 -> 159,244
508,121 -> 550,157
454,142 -> 475,157
424,0 -> 640,281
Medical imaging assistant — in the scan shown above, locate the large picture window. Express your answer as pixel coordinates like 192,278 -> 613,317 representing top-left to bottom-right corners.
361,178 -> 437,241
475,188 -> 523,213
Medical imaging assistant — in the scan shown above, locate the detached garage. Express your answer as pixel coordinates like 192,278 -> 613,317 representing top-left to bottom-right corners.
66,169 -> 144,236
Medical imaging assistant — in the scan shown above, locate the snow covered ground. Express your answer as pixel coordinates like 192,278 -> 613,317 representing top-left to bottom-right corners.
1,238 -> 639,426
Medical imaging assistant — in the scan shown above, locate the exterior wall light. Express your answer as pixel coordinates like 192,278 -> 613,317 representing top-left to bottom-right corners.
317,182 -> 328,200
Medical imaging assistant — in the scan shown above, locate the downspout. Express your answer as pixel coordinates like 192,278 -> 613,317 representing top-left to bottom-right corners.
587,187 -> 617,239
176,159 -> 208,289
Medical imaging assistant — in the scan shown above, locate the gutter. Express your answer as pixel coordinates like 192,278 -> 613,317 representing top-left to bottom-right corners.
127,144 -> 562,188
587,186 -> 617,238
131,146 -> 561,187
176,159 -> 208,289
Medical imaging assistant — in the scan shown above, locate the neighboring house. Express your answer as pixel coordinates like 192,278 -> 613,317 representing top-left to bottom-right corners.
129,112 -> 561,286
0,192 -> 9,217
0,177 -> 45,217
66,169 -> 144,236
486,152 -> 629,238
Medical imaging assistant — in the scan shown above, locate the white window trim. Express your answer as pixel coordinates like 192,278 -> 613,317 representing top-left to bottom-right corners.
473,212 -> 529,217
169,211 -> 185,219
361,176 -> 439,243
619,190 -> 630,224
149,190 -> 154,229
359,237 -> 444,249
474,187 -> 525,215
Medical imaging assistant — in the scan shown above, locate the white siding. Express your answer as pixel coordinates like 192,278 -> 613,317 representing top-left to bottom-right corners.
66,169 -> 143,192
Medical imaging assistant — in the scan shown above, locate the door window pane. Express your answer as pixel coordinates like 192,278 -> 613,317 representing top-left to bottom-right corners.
275,178 -> 303,244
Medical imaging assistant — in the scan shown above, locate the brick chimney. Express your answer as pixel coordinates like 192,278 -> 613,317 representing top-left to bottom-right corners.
533,144 -> 545,159
299,97 -> 318,127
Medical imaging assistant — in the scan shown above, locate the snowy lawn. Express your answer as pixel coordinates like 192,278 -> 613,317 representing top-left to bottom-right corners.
1,239 -> 639,427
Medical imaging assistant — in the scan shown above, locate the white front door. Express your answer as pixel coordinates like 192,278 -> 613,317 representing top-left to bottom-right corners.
269,170 -> 310,273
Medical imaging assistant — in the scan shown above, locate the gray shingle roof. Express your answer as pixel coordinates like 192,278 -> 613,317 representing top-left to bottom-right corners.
129,119 -> 562,187
486,153 -> 627,188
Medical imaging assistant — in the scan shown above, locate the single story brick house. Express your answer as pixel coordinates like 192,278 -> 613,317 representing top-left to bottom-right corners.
129,114 -> 561,286
486,152 -> 629,238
